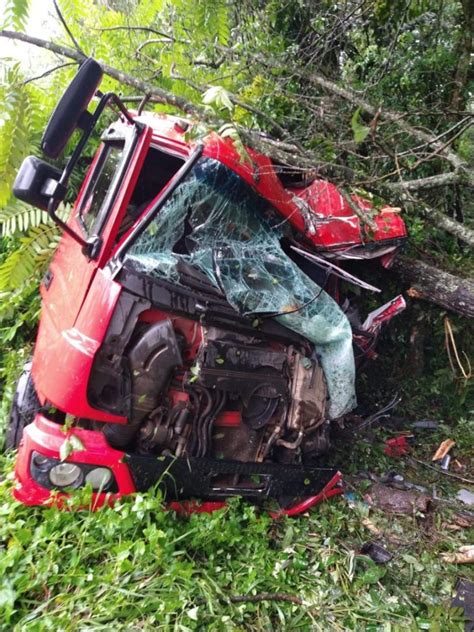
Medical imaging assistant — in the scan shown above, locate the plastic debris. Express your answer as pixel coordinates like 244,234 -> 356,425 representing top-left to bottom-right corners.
441,545 -> 474,564
384,436 -> 410,457
457,489 -> 474,507
451,579 -> 474,632
381,471 -> 405,488
381,470 -> 428,493
440,454 -> 451,471
432,439 -> 455,461
411,419 -> 439,430
360,541 -> 393,564
367,483 -> 431,514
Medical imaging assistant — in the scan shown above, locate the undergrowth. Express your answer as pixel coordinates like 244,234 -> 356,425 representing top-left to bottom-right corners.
1,411 -> 473,631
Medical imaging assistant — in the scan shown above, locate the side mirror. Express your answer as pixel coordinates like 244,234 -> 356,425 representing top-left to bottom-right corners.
41,58 -> 103,159
13,156 -> 63,211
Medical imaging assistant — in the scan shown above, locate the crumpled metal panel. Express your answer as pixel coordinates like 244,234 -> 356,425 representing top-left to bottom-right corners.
124,157 -> 356,418
291,179 -> 407,249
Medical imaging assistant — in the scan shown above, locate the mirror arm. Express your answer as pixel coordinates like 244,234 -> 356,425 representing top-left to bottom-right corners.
46,92 -> 144,257
47,197 -> 86,247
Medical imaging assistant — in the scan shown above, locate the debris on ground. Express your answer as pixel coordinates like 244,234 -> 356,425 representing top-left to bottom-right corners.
384,436 -> 411,457
457,489 -> 474,507
451,579 -> 474,632
411,419 -> 439,430
361,517 -> 382,537
432,438 -> 456,461
444,512 -> 474,531
360,541 -> 393,564
366,483 -> 431,514
441,545 -> 474,564
381,470 -> 428,493
440,454 -> 451,470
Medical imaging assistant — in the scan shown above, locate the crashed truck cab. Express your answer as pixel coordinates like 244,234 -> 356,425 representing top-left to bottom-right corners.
10,59 -> 407,513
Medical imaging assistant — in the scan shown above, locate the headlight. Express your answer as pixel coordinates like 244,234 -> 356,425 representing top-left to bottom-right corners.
85,467 -> 112,490
49,463 -> 83,488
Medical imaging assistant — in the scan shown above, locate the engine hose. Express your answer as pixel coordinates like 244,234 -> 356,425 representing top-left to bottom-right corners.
192,385 -> 213,457
186,388 -> 201,455
261,425 -> 282,459
205,391 -> 227,454
277,430 -> 303,450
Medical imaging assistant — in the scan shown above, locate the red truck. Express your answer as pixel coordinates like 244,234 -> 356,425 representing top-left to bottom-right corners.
7,59 -> 407,514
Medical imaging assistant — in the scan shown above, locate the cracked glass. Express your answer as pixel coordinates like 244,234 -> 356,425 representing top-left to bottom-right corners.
124,157 -> 356,418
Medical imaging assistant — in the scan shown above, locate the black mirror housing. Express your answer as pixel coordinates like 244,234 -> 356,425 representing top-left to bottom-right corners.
41,58 -> 103,159
13,156 -> 63,211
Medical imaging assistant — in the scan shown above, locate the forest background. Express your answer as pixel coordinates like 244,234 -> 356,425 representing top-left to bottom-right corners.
0,0 -> 472,629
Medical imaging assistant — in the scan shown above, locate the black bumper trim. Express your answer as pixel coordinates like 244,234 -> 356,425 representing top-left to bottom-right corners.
125,453 -> 338,503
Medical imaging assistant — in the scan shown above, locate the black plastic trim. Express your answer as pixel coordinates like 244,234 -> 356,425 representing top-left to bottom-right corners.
125,453 -> 338,502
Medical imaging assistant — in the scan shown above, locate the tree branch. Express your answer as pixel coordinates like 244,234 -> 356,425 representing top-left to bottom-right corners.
392,255 -> 474,318
236,49 -> 472,179
0,29 -> 205,116
1,29 -> 472,245
386,172 -> 463,191
21,61 -> 77,85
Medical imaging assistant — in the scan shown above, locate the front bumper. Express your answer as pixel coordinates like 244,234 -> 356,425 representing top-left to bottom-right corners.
13,415 -> 342,515
14,415 -> 135,507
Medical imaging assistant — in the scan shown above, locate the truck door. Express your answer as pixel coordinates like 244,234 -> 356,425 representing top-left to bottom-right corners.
32,124 -> 152,396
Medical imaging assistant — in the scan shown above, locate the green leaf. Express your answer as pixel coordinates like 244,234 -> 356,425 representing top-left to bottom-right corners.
59,438 -> 73,462
358,563 -> 386,584
59,435 -> 85,461
69,435 -> 85,453
202,86 -> 234,113
187,606 -> 199,621
351,108 -> 371,144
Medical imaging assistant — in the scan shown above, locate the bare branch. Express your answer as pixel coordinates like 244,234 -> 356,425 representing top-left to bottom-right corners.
22,61 -> 77,85
387,172 -> 463,191
52,0 -> 86,56
0,30 -> 206,116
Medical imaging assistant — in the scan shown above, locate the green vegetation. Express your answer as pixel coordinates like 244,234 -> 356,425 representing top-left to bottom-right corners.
1,415 -> 473,630
0,0 -> 472,629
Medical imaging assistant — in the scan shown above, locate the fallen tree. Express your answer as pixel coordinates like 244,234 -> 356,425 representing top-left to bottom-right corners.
392,256 -> 474,319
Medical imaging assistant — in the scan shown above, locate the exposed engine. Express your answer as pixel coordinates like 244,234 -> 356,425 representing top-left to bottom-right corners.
90,300 -> 331,482
130,321 -> 329,467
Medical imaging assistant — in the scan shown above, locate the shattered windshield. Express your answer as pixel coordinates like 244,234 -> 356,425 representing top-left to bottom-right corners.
123,158 -> 356,418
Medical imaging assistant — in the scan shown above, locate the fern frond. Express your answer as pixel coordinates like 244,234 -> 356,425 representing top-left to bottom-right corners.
0,223 -> 60,291
0,65 -> 33,208
1,0 -> 31,30
0,202 -> 50,237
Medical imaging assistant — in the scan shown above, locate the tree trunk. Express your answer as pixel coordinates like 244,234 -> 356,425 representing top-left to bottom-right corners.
392,255 -> 474,318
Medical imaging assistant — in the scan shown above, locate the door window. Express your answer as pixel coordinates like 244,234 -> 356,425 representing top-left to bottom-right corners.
78,141 -> 124,234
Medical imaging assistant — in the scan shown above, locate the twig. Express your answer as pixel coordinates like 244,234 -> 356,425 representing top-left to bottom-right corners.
196,592 -> 303,606
339,189 -> 378,232
229,593 -> 303,605
92,25 -> 190,47
444,317 -> 472,380
52,0 -> 86,56
22,61 -> 77,85
409,456 -> 474,485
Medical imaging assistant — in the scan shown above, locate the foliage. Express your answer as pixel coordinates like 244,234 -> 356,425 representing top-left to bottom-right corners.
0,410 -> 472,630
0,2 -> 472,627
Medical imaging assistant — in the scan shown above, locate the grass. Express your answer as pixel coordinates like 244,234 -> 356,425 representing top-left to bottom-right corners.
0,414 -> 473,631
